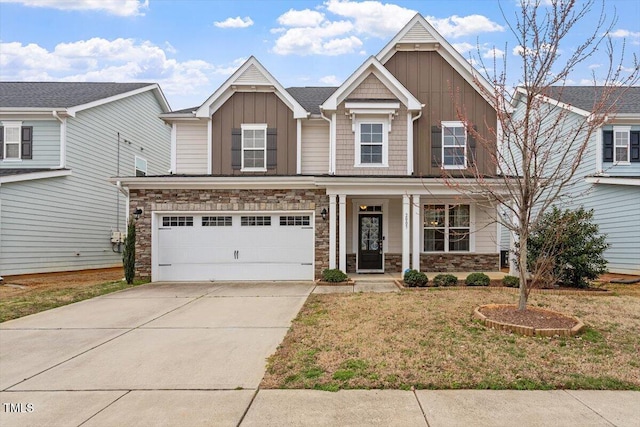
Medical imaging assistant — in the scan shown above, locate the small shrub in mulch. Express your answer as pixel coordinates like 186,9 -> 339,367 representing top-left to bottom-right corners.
403,269 -> 429,287
321,268 -> 348,283
466,272 -> 490,286
502,275 -> 520,288
432,274 -> 458,287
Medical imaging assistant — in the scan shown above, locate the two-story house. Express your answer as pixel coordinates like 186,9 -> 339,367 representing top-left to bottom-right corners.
501,86 -> 640,275
116,14 -> 507,282
0,82 -> 171,276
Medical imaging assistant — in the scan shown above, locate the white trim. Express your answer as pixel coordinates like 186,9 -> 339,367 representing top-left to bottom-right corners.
2,121 -> 22,160
329,195 -> 337,269
330,113 -> 337,174
351,199 -> 388,273
613,126 -> 631,164
296,119 -> 302,175
338,194 -> 347,272
411,194 -> 421,270
170,123 -> 177,173
67,84 -> 170,116
321,56 -> 421,111
595,127 -> 603,174
407,113 -> 413,175
195,56 -> 307,119
0,169 -> 71,184
422,203 -> 472,253
240,123 -> 268,172
513,87 -> 591,118
354,119 -> 388,168
345,101 -> 400,110
207,119 -> 212,174
441,121 -> 467,170
585,176 -> 640,186
402,194 -> 410,272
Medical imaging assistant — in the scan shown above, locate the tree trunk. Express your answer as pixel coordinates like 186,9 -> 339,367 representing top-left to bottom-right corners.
518,234 -> 528,311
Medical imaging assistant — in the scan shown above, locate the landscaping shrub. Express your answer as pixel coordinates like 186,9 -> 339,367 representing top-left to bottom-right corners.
528,207 -> 608,288
403,269 -> 429,287
432,274 -> 458,287
465,272 -> 490,286
322,268 -> 348,283
502,275 -> 519,288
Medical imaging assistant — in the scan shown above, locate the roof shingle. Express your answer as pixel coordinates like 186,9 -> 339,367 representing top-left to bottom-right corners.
543,86 -> 640,114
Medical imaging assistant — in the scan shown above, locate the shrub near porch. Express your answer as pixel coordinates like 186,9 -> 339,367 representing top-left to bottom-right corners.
262,287 -> 640,390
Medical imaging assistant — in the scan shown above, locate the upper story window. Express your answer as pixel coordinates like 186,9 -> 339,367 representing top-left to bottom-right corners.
355,121 -> 388,167
442,121 -> 467,169
135,156 -> 147,177
423,204 -> 470,252
614,127 -> 630,163
241,124 -> 267,171
1,122 -> 32,161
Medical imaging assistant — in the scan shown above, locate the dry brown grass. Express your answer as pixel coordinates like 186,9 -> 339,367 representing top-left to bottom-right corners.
262,284 -> 640,390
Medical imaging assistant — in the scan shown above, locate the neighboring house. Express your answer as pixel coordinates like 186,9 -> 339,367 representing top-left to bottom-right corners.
116,14 -> 507,282
502,86 -> 640,275
0,82 -> 171,276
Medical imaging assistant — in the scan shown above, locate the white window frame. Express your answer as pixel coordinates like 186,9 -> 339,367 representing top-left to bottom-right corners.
241,123 -> 267,172
135,156 -> 148,177
2,121 -> 22,161
442,121 -> 467,170
354,119 -> 388,167
423,204 -> 471,253
613,126 -> 631,164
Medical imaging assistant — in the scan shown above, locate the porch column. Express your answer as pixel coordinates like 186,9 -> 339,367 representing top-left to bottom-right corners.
402,194 -> 410,272
329,194 -> 337,269
412,194 -> 421,270
338,194 -> 347,272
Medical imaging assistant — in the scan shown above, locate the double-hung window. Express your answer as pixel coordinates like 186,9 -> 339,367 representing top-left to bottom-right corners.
135,156 -> 147,177
614,126 -> 630,163
424,204 -> 470,252
442,121 -> 467,169
3,123 -> 22,160
241,124 -> 267,171
355,121 -> 387,167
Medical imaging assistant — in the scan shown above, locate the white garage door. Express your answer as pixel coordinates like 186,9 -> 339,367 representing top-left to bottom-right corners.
155,213 -> 314,281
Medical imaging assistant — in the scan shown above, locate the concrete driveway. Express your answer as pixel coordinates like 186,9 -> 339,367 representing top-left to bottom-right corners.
0,281 -> 314,426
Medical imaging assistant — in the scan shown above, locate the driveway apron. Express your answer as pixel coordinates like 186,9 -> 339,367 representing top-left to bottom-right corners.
0,281 -> 314,427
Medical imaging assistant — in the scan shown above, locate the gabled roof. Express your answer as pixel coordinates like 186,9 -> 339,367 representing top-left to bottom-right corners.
0,82 -> 170,114
377,14 -> 495,105
542,86 -> 640,115
286,87 -> 337,115
321,56 -> 422,111
195,56 -> 308,119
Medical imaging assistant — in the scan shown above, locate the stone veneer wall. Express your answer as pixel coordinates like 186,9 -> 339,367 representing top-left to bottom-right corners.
129,188 -> 329,280
420,253 -> 499,272
345,253 -> 402,273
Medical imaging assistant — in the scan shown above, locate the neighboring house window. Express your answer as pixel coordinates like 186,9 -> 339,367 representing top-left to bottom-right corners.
614,126 -> 630,163
423,204 -> 470,252
356,122 -> 387,166
1,122 -> 32,161
135,156 -> 147,176
241,124 -> 267,171
442,121 -> 467,169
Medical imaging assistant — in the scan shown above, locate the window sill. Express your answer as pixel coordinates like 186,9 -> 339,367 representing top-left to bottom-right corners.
2,159 -> 23,162
612,161 -> 631,166
241,168 -> 267,172
354,163 -> 389,168
442,165 -> 467,170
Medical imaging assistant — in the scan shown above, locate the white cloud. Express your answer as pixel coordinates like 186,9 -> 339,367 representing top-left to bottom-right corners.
452,42 -> 475,55
324,0 -> 416,38
272,21 -> 358,55
320,75 -> 341,85
214,16 -> 254,29
0,38 -> 241,97
1,0 -> 148,16
483,47 -> 505,59
588,63 -> 601,70
512,43 -> 555,57
278,9 -> 325,27
426,14 -> 505,38
609,29 -> 640,45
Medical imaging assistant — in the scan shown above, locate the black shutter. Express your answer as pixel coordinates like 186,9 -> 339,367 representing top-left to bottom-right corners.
630,131 -> 640,163
431,125 -> 442,168
602,130 -> 613,162
231,128 -> 241,170
0,126 -> 3,160
21,126 -> 33,159
266,128 -> 277,168
468,125 -> 477,167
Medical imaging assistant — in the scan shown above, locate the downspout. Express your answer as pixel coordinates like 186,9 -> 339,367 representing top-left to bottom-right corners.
409,108 -> 424,176
320,109 -> 333,174
52,111 -> 66,169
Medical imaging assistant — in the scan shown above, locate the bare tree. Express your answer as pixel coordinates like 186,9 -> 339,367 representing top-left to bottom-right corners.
448,0 -> 639,310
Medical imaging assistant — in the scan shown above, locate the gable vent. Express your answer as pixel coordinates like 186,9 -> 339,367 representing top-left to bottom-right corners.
399,23 -> 437,44
235,64 -> 271,85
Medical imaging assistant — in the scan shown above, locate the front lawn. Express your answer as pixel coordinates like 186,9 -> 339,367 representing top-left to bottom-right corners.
262,285 -> 640,390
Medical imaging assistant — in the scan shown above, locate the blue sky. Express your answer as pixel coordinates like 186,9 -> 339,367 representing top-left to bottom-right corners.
1,0 -> 638,110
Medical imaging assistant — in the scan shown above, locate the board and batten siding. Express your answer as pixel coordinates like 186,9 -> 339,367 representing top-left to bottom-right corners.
301,120 -> 329,174
0,89 -> 171,275
384,51 -> 497,177
175,121 -> 208,174
0,119 -> 60,169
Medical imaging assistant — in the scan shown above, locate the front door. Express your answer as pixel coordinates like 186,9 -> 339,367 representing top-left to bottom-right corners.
358,214 -> 383,271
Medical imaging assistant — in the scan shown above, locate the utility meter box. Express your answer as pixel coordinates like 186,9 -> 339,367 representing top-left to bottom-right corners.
111,231 -> 124,244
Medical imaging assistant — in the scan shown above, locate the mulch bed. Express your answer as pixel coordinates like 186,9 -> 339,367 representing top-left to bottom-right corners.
479,305 -> 579,329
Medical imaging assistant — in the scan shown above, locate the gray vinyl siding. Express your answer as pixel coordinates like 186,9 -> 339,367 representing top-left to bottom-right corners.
175,121 -> 208,174
0,90 -> 170,275
0,119 -> 60,168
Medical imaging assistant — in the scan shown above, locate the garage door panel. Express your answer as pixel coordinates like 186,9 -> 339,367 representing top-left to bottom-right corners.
155,213 -> 314,281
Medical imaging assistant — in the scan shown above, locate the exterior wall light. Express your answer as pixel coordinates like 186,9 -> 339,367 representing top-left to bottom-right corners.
134,208 -> 143,220
321,208 -> 328,221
